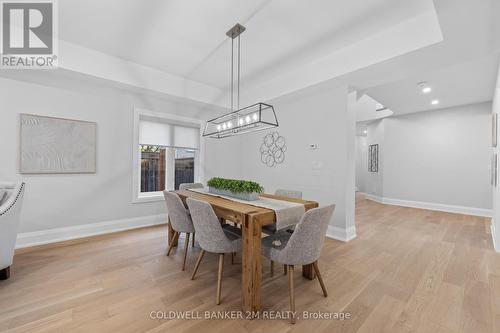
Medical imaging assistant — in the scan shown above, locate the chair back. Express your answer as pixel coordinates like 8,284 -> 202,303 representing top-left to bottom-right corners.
186,198 -> 234,253
275,189 -> 302,199
163,191 -> 194,233
0,182 -> 25,269
279,204 -> 335,266
179,183 -> 203,191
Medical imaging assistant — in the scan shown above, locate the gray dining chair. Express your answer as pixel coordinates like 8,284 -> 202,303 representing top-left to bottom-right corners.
179,183 -> 203,191
274,189 -> 303,199
176,182 -> 203,246
261,204 -> 335,324
263,189 -> 303,275
163,191 -> 196,271
262,189 -> 303,236
186,198 -> 242,305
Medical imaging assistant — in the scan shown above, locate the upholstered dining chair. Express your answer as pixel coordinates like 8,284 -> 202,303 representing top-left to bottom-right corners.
0,182 -> 25,280
186,198 -> 242,305
262,189 -> 303,236
274,189 -> 303,199
263,189 -> 303,276
179,183 -> 203,191
261,204 -> 335,324
163,191 -> 196,271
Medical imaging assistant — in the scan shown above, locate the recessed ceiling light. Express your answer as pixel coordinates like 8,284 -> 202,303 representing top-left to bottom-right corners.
417,81 -> 431,94
363,130 -> 367,134
431,100 -> 439,105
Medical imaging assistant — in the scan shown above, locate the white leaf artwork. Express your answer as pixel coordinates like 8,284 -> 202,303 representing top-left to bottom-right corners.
20,114 -> 96,174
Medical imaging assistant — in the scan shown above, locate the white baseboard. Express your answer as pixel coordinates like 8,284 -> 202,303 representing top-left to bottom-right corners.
16,214 -> 167,249
326,225 -> 357,242
364,193 -> 383,204
364,194 -> 492,218
492,220 -> 499,252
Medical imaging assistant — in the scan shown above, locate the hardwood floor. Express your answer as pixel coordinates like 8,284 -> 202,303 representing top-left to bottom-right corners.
1,194 -> 499,332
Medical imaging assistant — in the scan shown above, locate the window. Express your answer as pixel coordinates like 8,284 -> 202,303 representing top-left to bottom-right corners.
174,148 -> 196,190
133,109 -> 202,202
140,145 -> 166,192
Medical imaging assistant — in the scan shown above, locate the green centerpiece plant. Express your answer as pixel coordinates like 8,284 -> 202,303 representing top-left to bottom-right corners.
207,177 -> 263,201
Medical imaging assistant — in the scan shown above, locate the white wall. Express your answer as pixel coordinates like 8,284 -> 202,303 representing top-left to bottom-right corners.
204,135 -> 242,181
1,74 -> 356,243
205,85 -> 357,241
355,135 -> 367,192
491,59 -> 500,251
0,76 -> 220,237
383,103 -> 491,210
357,103 -> 492,214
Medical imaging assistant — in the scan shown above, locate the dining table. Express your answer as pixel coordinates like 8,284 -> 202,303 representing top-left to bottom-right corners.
170,189 -> 319,313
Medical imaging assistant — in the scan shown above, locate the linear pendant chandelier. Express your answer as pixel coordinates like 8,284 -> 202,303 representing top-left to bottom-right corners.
203,23 -> 278,139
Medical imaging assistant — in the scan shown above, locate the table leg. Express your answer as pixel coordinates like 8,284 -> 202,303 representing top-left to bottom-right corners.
241,214 -> 262,314
302,264 -> 316,280
167,217 -> 178,247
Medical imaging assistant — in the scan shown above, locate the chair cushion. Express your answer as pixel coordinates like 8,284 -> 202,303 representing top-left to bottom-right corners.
261,229 -> 293,262
222,224 -> 242,241
262,223 -> 295,236
262,223 -> 276,235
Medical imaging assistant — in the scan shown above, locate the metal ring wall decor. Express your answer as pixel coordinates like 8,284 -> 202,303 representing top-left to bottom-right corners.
260,132 -> 286,167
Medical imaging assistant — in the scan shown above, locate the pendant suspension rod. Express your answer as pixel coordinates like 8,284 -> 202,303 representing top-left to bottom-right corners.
237,34 -> 241,110
231,37 -> 234,111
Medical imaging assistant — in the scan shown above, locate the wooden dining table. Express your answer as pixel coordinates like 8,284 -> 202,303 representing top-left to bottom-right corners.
170,189 -> 319,313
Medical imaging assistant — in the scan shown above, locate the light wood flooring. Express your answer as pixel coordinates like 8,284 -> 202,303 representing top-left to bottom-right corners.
1,194 -> 499,333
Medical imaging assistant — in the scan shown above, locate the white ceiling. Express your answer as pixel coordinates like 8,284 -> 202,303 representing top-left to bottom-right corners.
365,54 -> 499,115
59,0 -> 434,90
2,0 -> 498,110
353,94 -> 393,122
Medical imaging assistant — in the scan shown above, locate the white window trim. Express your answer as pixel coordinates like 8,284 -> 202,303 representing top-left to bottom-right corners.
132,107 -> 205,203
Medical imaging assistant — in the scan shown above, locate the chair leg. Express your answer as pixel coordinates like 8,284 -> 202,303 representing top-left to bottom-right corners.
288,265 -> 295,324
312,261 -> 328,297
0,266 -> 10,280
166,231 -> 179,256
231,252 -> 235,265
216,253 -> 225,305
270,260 -> 274,277
191,250 -> 205,280
192,233 -> 195,247
182,233 -> 190,271
284,264 -> 288,275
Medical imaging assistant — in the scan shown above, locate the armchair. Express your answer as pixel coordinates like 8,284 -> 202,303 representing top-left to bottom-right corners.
0,182 -> 25,280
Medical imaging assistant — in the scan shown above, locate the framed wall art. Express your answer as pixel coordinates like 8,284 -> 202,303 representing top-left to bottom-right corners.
368,144 -> 379,173
20,114 -> 97,174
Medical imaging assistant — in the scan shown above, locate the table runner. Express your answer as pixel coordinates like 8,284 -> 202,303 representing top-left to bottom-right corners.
187,188 -> 305,230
